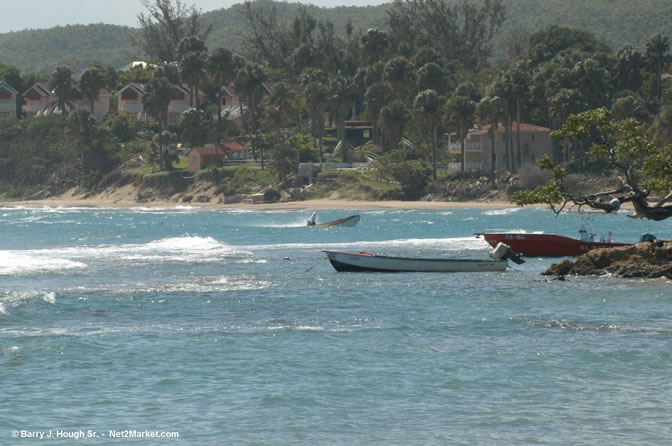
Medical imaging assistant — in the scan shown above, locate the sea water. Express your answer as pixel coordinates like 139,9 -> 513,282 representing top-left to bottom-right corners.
1,206 -> 671,445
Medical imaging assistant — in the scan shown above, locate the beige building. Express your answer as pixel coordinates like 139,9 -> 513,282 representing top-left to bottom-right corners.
0,81 -> 18,119
22,82 -> 111,122
117,83 -> 204,126
449,122 -> 552,171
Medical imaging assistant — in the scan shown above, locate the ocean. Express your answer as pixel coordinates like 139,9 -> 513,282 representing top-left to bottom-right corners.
1,205 -> 671,445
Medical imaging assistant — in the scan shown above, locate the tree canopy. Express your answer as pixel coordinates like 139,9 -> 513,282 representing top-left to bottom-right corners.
513,108 -> 672,221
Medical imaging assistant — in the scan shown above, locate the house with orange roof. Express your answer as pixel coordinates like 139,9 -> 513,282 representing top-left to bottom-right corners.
0,81 -> 18,119
187,146 -> 227,172
449,122 -> 552,171
221,142 -> 251,160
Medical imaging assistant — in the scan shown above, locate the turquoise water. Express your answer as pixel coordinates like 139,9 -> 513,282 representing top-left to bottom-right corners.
1,205 -> 671,445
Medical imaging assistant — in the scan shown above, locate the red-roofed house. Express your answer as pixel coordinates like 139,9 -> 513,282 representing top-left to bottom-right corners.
449,122 -> 552,171
221,142 -> 251,160
219,82 -> 275,119
22,82 -> 111,122
22,83 -> 56,118
187,146 -> 227,172
0,81 -> 18,119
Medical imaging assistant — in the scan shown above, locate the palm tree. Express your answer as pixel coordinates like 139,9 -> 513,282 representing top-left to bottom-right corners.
364,81 -> 392,148
178,35 -> 207,108
142,73 -> 172,170
416,63 -> 452,96
444,95 -> 476,173
548,88 -> 582,164
645,34 -> 671,102
49,66 -> 73,114
303,80 -> 328,161
380,101 -> 410,149
236,63 -> 269,168
413,89 -> 443,179
79,66 -> 106,115
263,83 -> 294,130
383,56 -> 415,98
477,96 -> 503,188
509,63 -> 530,171
207,47 -> 235,160
328,75 -> 353,163
360,28 -> 388,65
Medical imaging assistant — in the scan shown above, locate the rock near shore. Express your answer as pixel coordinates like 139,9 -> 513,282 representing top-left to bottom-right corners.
543,240 -> 672,279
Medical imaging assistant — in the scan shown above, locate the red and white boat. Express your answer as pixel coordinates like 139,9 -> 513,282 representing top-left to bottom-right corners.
478,232 -> 632,257
476,218 -> 645,257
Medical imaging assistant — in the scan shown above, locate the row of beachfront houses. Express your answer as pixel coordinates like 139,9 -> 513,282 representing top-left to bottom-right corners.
0,78 -> 554,172
0,79 -> 266,125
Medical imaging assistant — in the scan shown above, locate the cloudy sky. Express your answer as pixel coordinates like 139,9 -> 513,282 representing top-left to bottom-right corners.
0,1 -> 389,34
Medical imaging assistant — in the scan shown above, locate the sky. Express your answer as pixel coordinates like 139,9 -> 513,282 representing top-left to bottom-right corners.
0,0 -> 390,34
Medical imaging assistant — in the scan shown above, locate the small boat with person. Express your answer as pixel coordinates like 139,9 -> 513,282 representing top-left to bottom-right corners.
324,243 -> 523,273
307,215 -> 360,227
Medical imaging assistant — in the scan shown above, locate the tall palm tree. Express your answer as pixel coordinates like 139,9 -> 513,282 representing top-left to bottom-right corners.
490,72 -> 515,172
49,66 -> 73,114
645,34 -> 671,102
509,63 -> 530,171
303,80 -> 328,161
383,56 -> 415,98
548,88 -> 582,164
360,28 -> 388,65
142,74 -> 172,170
380,101 -> 410,149
207,46 -> 235,161
178,35 -> 207,108
236,63 -> 269,168
416,62 -> 452,96
79,66 -> 106,115
328,75 -> 353,162
477,96 -> 503,188
413,89 -> 443,179
364,81 -> 392,148
444,95 -> 476,173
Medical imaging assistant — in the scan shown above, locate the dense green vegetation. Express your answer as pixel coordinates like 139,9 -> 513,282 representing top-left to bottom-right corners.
1,0 -> 671,213
1,0 -> 671,74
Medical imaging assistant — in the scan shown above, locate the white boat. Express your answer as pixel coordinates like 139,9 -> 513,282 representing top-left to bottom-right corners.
323,250 -> 509,273
308,215 -> 360,227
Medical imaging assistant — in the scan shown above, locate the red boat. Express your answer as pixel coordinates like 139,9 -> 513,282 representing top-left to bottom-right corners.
478,232 -> 633,257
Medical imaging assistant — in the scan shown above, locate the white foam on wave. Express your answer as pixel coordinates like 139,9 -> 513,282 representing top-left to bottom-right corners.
482,207 -> 522,216
2,236 -> 252,271
86,275 -> 272,295
0,291 -> 57,311
250,236 -> 490,252
0,251 -> 87,275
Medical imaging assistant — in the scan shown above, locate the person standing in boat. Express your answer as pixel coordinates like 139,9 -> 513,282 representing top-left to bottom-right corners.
307,212 -> 317,226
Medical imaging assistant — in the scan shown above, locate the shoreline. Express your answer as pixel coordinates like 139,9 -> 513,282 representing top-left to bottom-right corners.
1,197 -> 522,210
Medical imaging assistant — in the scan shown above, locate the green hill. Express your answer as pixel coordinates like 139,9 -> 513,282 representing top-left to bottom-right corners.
0,0 -> 671,75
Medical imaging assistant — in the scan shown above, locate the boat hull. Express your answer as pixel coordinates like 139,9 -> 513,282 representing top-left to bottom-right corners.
324,251 -> 507,273
312,215 -> 360,227
482,233 -> 632,257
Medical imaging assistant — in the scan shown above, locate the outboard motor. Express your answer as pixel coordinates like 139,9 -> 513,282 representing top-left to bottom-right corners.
639,233 -> 657,243
490,242 -> 525,265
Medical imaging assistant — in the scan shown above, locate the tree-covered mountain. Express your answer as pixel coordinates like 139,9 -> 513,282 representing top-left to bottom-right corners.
1,0 -> 671,75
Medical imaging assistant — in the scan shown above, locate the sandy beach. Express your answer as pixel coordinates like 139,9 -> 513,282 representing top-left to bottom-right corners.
1,196 -> 520,210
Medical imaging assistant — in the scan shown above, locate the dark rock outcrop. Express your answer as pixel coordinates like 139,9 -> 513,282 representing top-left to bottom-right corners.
543,240 -> 672,279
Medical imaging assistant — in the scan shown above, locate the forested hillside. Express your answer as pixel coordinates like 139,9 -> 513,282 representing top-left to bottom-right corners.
1,0 -> 670,75
0,24 -> 143,75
